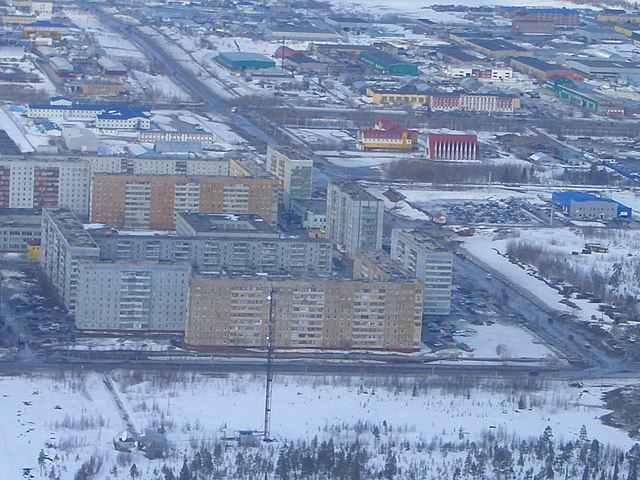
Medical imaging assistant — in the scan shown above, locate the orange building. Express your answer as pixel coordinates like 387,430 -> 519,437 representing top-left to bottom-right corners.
91,174 -> 278,230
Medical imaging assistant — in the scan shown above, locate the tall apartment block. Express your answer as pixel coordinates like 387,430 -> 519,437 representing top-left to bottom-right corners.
390,229 -> 453,315
266,146 -> 313,210
185,273 -> 423,352
75,260 -> 191,332
0,158 -> 91,215
41,208 -> 100,312
326,181 -> 384,257
90,173 -> 279,229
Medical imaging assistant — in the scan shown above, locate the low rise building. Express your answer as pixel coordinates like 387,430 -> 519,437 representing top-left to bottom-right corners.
390,229 -> 453,315
365,87 -> 430,106
0,208 -> 42,252
546,77 -> 625,116
511,20 -> 556,34
552,191 -> 632,220
426,133 -> 479,161
96,57 -> 127,77
359,50 -> 419,75
510,56 -> 582,81
217,52 -> 276,70
357,118 -> 419,150
450,35 -> 532,59
290,198 -> 327,230
446,65 -> 513,79
27,102 -> 150,129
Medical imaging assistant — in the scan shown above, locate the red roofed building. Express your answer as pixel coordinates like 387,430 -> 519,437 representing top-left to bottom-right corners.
426,133 -> 479,161
274,46 -> 305,59
357,118 -> 419,151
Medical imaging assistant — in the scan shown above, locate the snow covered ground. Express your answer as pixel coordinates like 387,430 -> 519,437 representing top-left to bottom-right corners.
0,369 -> 636,479
328,0 -> 596,20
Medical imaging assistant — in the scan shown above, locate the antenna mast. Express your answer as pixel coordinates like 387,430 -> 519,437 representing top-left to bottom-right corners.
263,288 -> 275,441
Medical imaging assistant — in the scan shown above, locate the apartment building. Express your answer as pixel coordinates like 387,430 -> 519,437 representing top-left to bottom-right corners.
0,158 -> 91,215
41,208 -> 100,313
185,273 -> 423,352
93,213 -> 332,275
390,229 -> 453,315
326,182 -> 384,257
266,146 -> 313,210
75,260 -> 191,332
90,173 -> 278,229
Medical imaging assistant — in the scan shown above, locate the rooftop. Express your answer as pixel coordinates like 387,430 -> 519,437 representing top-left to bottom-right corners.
176,212 -> 278,237
333,181 -> 380,202
218,51 -> 274,62
44,208 -> 99,250
358,249 -> 413,281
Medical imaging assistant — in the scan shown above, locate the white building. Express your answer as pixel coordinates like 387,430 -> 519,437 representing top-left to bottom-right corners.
447,65 -> 513,80
41,208 -> 100,313
390,229 -> 453,315
326,182 -> 384,258
75,261 -> 191,332
0,158 -> 91,214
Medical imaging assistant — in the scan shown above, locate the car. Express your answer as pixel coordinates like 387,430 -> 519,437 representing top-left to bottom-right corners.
528,370 -> 540,377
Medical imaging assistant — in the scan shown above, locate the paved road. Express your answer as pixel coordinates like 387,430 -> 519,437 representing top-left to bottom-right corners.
82,2 -> 279,147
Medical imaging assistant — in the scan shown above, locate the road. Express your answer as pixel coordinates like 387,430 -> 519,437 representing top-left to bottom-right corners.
452,250 -> 628,376
82,1 -> 279,147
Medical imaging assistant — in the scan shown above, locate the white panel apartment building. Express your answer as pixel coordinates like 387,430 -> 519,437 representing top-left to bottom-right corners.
41,208 -> 100,313
326,182 -> 384,258
0,158 -> 91,215
390,229 -> 453,315
75,261 -> 191,332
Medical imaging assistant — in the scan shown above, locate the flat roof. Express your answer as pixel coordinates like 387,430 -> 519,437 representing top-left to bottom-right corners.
44,208 -> 99,250
511,56 -> 556,71
333,181 -> 380,202
178,213 -> 277,234
218,52 -> 274,62
359,249 -> 412,281
465,37 -> 529,52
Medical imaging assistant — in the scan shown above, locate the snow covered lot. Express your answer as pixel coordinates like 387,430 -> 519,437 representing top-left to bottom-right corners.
1,369 -> 636,479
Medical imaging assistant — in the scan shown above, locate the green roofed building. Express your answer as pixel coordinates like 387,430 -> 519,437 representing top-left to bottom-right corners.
359,50 -> 419,76
217,52 -> 276,70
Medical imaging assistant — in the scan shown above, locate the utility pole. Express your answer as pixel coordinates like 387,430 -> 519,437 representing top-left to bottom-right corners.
263,288 -> 275,442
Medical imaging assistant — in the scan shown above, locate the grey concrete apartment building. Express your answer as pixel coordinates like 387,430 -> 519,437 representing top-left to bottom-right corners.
390,229 -> 453,315
93,213 -> 332,275
41,208 -> 100,313
326,182 -> 384,257
75,260 -> 191,332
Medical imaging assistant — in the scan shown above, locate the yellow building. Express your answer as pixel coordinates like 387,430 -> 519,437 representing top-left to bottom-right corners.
357,118 -> 419,151
598,14 -> 640,23
614,25 -> 634,37
26,239 -> 41,260
365,87 -> 430,106
2,15 -> 38,25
